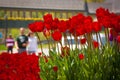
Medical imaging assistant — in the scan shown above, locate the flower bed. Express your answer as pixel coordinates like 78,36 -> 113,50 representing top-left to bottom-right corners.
0,52 -> 41,80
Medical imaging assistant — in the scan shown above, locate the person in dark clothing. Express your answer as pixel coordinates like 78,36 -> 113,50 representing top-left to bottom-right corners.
15,27 -> 28,53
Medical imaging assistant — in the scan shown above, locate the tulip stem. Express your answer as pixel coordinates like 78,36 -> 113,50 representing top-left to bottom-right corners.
107,28 -> 109,37
96,32 -> 99,43
59,41 -> 63,48
50,30 -> 54,49
74,33 -> 78,49
70,34 -> 73,50
57,42 -> 60,54
64,32 -> 70,48
98,32 -> 103,46
86,33 -> 92,50
90,33 -> 94,50
105,28 -> 110,46
79,36 -> 82,50
35,32 -> 43,54
46,37 -> 50,52
96,32 -> 101,49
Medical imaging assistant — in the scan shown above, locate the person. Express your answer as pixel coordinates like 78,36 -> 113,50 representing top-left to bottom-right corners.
6,34 -> 15,53
27,31 -> 38,54
15,27 -> 28,53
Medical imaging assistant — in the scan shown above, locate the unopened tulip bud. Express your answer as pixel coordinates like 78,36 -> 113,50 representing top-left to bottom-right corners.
43,29 -> 51,38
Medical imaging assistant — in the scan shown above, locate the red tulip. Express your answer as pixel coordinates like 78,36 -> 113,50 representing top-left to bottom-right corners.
44,23 -> 51,30
51,18 -> 59,30
96,7 -> 110,22
52,30 -> 62,41
28,22 -> 37,32
35,21 -> 44,32
77,13 -> 85,22
110,28 -> 118,39
58,20 -> 68,32
93,41 -> 99,48
78,53 -> 84,60
43,14 -> 53,30
43,14 -> 53,24
84,16 -> 93,33
102,16 -> 111,28
43,29 -> 51,38
93,21 -> 101,32
53,66 -> 58,72
117,36 -> 120,43
76,26 -> 85,36
80,38 -> 87,45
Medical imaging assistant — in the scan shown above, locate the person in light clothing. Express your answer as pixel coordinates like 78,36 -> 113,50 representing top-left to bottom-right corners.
6,34 -> 15,53
27,32 -> 38,54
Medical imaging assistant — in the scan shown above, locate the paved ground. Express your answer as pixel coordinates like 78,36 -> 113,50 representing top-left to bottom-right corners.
0,48 -> 49,56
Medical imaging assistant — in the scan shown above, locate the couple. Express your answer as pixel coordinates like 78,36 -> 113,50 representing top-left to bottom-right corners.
15,27 -> 38,54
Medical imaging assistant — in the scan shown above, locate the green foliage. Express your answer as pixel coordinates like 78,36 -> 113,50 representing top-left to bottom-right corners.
0,44 -> 6,51
10,28 -> 20,39
39,45 -> 120,80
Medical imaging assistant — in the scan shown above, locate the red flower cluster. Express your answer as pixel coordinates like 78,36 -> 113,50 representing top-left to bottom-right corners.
0,52 -> 41,80
28,13 -> 103,41
28,7 -> 120,44
96,7 -> 120,33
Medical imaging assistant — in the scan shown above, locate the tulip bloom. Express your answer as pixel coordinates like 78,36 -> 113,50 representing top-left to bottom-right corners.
80,38 -> 87,45
78,53 -> 84,60
93,41 -> 99,48
43,29 -> 51,38
52,30 -> 62,41
117,36 -> 120,43
53,66 -> 58,72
